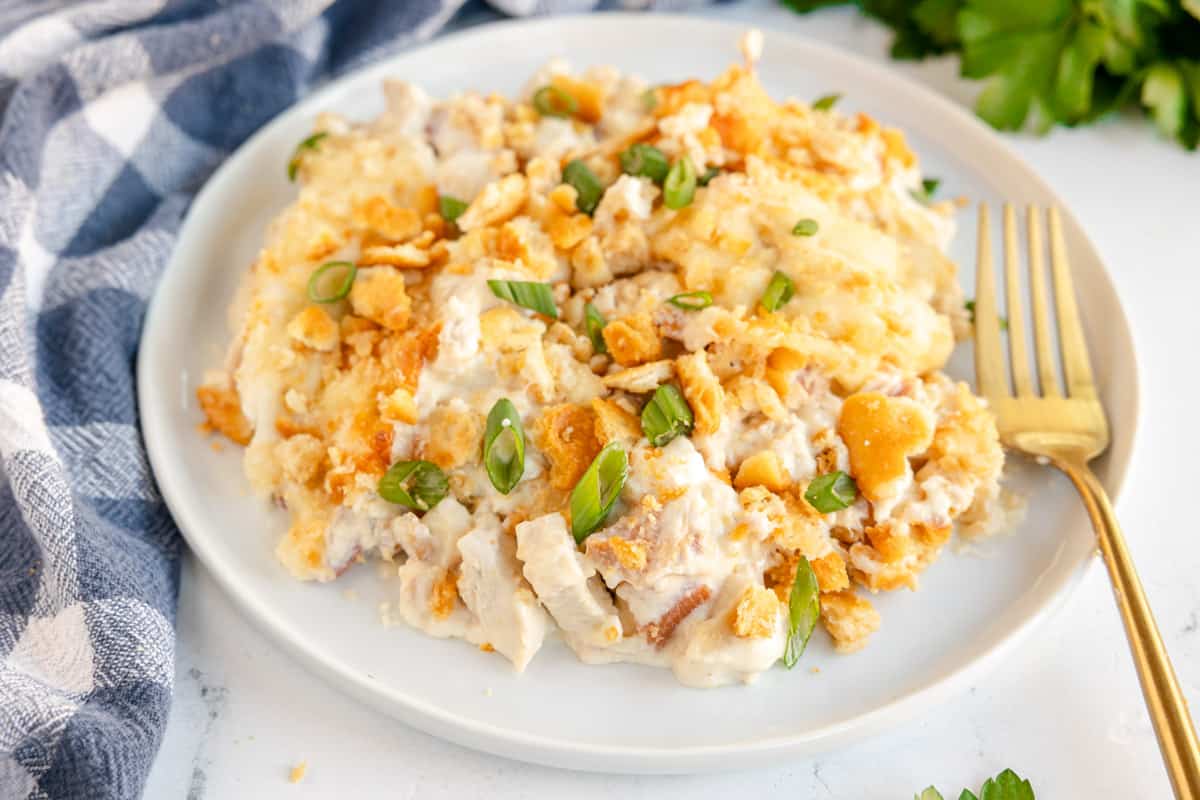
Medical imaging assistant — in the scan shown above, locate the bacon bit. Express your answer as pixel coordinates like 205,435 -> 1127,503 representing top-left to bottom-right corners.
643,585 -> 712,648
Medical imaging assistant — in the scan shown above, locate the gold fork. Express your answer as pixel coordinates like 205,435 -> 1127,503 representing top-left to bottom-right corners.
975,204 -> 1200,797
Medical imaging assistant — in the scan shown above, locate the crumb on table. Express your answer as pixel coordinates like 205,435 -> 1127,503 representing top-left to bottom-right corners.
289,761 -> 307,784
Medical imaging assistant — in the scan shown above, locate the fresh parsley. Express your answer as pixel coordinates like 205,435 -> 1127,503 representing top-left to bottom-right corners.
915,768 -> 1035,800
782,0 -> 1200,149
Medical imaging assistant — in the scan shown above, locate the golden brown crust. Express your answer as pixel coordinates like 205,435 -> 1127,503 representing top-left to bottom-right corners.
534,403 -> 602,491
730,584 -> 781,639
601,312 -> 663,367
196,383 -> 253,445
819,590 -> 880,653
419,405 -> 484,471
349,268 -> 411,331
837,392 -> 933,501
674,351 -> 724,435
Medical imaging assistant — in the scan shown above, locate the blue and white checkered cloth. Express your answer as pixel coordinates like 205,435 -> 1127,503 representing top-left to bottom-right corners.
0,0 -> 724,797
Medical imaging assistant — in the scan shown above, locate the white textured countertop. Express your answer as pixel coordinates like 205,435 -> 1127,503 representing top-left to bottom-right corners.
145,2 -> 1200,796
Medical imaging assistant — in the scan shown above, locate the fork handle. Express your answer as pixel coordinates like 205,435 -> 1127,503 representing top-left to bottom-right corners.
1063,463 -> 1200,797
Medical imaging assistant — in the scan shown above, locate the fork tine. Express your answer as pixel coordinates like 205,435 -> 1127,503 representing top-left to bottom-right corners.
1048,207 -> 1097,399
1003,204 -> 1034,396
1026,206 -> 1061,396
974,204 -> 1009,400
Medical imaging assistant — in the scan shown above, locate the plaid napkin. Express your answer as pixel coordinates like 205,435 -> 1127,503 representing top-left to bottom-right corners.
0,0 -> 726,796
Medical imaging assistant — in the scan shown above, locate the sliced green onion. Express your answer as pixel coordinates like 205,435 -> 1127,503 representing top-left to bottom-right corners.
306,261 -> 357,304
965,298 -> 1008,330
484,398 -> 525,495
532,85 -> 578,118
911,177 -> 941,204
287,132 -> 328,181
667,291 -> 712,311
804,471 -> 858,513
812,93 -> 842,111
618,143 -> 670,184
663,156 -> 697,210
641,87 -> 658,111
562,159 -> 604,215
438,195 -> 469,223
378,460 -> 448,512
584,302 -> 607,354
487,279 -> 558,318
916,789 -> 945,800
641,385 -> 694,447
782,556 -> 820,669
792,218 -> 819,236
697,166 -> 720,186
760,270 -> 795,313
570,442 -> 628,543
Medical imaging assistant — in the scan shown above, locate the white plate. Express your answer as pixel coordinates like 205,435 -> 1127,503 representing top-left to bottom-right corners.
138,15 -> 1139,774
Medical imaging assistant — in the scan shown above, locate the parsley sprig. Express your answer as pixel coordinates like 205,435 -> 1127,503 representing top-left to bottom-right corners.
916,767 -> 1035,800
782,0 -> 1200,149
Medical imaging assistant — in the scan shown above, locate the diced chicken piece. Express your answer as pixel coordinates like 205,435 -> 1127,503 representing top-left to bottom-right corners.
378,80 -> 433,138
457,514 -> 549,671
672,574 -> 786,688
324,496 -> 401,571
515,513 -> 623,650
393,499 -> 484,642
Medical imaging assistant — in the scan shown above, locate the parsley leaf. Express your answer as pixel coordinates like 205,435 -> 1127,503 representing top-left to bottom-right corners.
912,768 -> 1034,799
978,769 -> 1035,800
780,0 -> 1200,148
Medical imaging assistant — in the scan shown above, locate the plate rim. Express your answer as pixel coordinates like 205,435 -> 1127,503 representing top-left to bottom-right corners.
138,12 -> 1141,773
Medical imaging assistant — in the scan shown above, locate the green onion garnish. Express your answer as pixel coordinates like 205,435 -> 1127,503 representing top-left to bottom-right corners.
812,93 -> 842,111
483,398 -> 525,495
912,177 -> 941,204
378,460 -> 448,512
532,85 -> 578,118
965,298 -> 1008,329
287,132 -> 328,181
759,270 -> 795,313
782,556 -> 820,668
570,442 -> 628,543
306,261 -> 357,304
584,302 -> 607,354
438,195 -> 469,223
641,87 -> 658,111
792,218 -> 819,236
618,143 -> 670,184
666,291 -> 712,311
663,156 -> 697,210
562,159 -> 604,215
697,166 -> 720,186
487,279 -> 558,318
641,385 -> 694,447
804,471 -> 858,513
